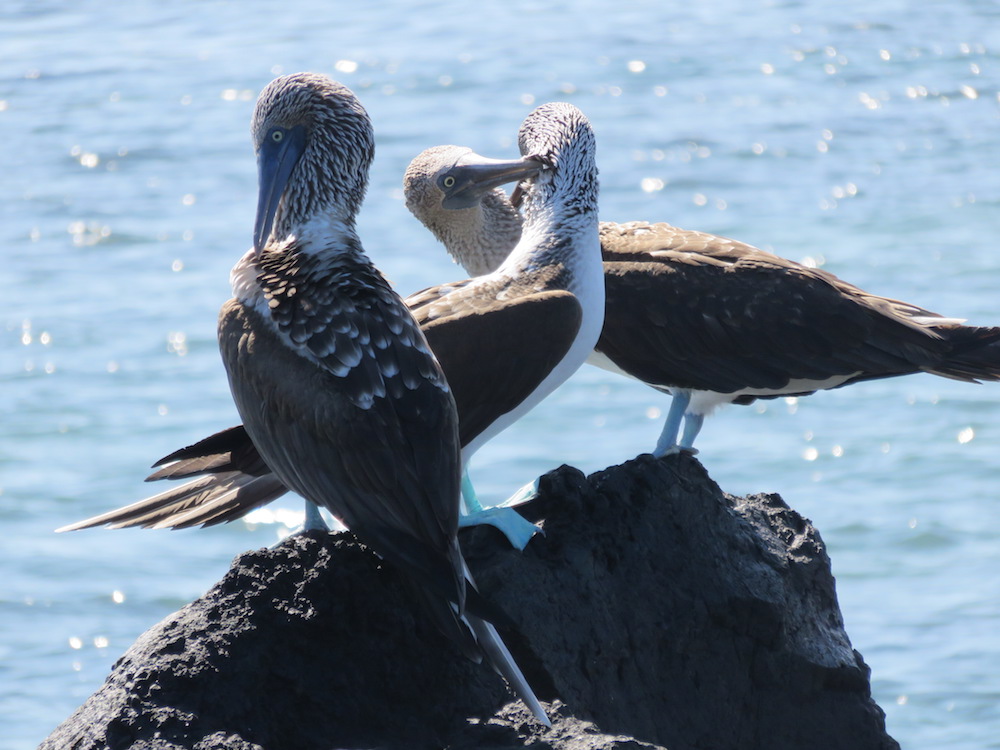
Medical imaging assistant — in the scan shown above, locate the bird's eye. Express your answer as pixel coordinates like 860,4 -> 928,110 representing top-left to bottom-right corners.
442,175 -> 456,188
271,129 -> 285,143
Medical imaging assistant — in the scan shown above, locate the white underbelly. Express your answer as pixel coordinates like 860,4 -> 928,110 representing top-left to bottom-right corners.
462,235 -> 606,462
686,373 -> 861,415
586,349 -> 861,417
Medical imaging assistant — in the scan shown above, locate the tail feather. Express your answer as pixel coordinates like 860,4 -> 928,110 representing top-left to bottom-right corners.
462,562 -> 549,726
466,613 -> 550,727
151,475 -> 287,529
150,425 -> 252,467
146,453 -> 237,481
403,560 -> 549,725
929,324 -> 1000,382
56,473 -> 286,532
147,425 -> 271,481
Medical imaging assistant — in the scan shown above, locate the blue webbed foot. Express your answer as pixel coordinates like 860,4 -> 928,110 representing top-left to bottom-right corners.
458,506 -> 542,551
656,443 -> 699,457
653,392 -> 704,457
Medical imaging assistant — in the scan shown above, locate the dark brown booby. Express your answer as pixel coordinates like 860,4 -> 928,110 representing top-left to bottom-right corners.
66,73 -> 552,724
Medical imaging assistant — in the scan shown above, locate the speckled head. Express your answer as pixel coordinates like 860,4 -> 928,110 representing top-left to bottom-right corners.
403,144 -> 542,212
251,73 -> 375,252
515,102 -> 598,221
402,144 -> 541,274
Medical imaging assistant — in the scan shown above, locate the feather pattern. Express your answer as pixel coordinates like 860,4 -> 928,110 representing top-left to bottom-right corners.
61,74 -> 556,725
402,163 -> 1000,449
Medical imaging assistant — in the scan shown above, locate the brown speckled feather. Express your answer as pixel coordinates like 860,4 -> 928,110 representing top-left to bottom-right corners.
219,278 -> 464,604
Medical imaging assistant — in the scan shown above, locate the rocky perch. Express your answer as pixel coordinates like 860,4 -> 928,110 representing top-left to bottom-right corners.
42,454 -> 899,750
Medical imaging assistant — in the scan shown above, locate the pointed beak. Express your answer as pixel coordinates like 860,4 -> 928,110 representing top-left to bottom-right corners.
253,125 -> 307,254
509,183 -> 526,210
440,153 -> 543,210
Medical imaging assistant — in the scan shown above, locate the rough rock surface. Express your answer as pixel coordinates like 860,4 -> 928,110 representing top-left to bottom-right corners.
41,454 -> 900,750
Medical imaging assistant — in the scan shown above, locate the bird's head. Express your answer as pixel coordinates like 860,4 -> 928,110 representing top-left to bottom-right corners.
251,73 -> 374,254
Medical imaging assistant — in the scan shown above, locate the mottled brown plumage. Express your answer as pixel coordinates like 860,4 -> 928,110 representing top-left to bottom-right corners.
63,73 -> 554,725
61,105 -> 603,538
402,155 -> 1000,454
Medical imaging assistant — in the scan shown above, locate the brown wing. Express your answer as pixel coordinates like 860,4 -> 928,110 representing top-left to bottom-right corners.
598,220 -> 776,264
408,283 -> 583,447
146,425 -> 267,481
595,221 -> 1000,394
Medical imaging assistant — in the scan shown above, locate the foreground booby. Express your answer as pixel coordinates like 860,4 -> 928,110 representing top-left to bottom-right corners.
91,73 -> 551,724
59,103 -> 604,547
56,149 -> 546,536
404,144 -> 1000,455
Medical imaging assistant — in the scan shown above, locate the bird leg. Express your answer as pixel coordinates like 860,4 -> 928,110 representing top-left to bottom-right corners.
458,469 -> 542,551
678,411 -> 704,453
461,470 -> 484,513
653,391 -> 689,456
503,477 -> 540,508
301,500 -> 330,532
653,391 -> 701,456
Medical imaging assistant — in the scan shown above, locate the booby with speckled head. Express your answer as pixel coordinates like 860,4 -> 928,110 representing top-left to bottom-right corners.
403,145 -> 1000,458
58,101 -> 605,546
150,73 -> 549,724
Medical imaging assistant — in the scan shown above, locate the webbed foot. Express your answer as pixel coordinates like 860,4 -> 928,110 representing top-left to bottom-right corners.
458,506 -> 542,551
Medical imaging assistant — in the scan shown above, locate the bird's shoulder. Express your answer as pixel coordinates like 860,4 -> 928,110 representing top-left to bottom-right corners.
598,221 -> 786,269
415,286 -> 583,446
224,245 -> 449,411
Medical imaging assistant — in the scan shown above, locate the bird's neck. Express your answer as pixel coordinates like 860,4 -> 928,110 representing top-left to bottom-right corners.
495,194 -> 600,299
231,212 -> 366,312
430,190 -> 520,277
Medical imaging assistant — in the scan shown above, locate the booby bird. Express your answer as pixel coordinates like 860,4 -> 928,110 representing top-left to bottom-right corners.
59,102 -> 605,543
402,146 -> 1000,455
105,73 -> 551,724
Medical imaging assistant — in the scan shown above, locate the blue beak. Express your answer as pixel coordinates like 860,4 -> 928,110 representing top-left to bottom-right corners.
253,125 -> 307,253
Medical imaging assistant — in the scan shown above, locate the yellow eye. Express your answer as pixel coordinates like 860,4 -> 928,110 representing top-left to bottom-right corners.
442,175 -> 456,188
271,129 -> 284,143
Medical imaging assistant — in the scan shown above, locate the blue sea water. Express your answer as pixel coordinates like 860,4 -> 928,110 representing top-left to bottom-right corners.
4,1 -> 1000,746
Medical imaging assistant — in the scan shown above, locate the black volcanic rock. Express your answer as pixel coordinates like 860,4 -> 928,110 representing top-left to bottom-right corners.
41,454 -> 899,750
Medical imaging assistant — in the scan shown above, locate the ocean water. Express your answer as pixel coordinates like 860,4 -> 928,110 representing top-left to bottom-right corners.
4,1 -> 1000,747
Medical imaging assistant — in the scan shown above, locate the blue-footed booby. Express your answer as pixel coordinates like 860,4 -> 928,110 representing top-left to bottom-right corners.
402,146 -> 1000,455
58,103 -> 604,548
69,73 -> 552,724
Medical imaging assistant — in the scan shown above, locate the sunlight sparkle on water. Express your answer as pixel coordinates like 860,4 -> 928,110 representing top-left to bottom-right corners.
12,5 -> 1000,749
